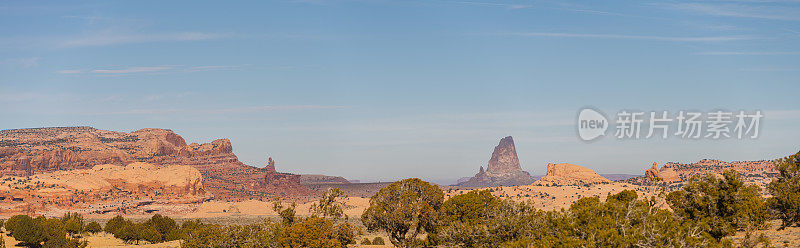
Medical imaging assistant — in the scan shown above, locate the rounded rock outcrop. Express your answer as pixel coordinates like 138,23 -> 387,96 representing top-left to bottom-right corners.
535,163 -> 611,185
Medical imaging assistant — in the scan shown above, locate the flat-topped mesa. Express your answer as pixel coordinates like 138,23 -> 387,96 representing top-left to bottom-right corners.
0,127 -> 312,199
76,162 -> 206,196
535,163 -> 611,185
0,127 -> 239,172
0,161 -> 209,209
457,136 -> 535,187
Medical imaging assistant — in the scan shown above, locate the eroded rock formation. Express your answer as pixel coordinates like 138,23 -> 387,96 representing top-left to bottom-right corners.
34,162 -> 205,195
457,136 -> 535,187
644,162 -> 659,179
534,163 -> 611,185
0,127 -> 311,199
642,159 -> 776,183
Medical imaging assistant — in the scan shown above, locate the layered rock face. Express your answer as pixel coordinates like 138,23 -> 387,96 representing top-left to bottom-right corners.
0,127 -> 311,199
644,162 -> 659,179
643,159 -> 776,183
457,136 -> 535,187
486,136 -> 522,176
35,162 -> 206,196
0,162 -> 209,213
534,163 -> 611,185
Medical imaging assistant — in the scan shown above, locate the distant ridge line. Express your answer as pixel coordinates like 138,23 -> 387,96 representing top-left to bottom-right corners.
0,126 -> 95,133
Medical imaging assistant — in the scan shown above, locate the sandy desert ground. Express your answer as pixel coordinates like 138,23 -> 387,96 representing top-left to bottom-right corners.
1,232 -> 181,248
0,181 -> 791,247
174,182 -> 663,220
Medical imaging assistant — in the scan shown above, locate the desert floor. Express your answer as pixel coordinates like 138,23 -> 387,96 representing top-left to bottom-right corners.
173,182 -> 662,220
2,182 -> 796,247
2,223 -> 798,248
729,220 -> 800,247
1,232 -> 181,248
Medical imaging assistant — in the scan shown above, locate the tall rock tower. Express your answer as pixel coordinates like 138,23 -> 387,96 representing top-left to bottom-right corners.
265,156 -> 276,172
457,136 -> 534,187
486,136 -> 522,175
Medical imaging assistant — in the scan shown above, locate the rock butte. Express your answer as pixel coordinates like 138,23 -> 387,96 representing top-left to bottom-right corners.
458,136 -> 535,187
0,127 -> 311,200
534,163 -> 611,185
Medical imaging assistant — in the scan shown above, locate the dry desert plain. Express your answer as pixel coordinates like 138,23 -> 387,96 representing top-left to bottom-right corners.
1,179 -> 798,247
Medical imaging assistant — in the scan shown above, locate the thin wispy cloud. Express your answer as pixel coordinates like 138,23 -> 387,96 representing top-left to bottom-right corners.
740,66 -> 800,71
2,57 -> 39,68
765,110 -> 800,120
94,105 -> 350,115
58,65 -> 248,75
680,21 -> 745,31
663,3 -> 800,21
183,65 -> 247,72
697,51 -> 799,55
142,92 -> 197,102
454,1 -> 531,9
500,32 -> 759,42
56,69 -> 82,74
214,105 -> 350,113
555,8 -> 619,16
58,32 -> 227,48
545,2 -> 630,17
0,93 -> 50,102
91,66 -> 173,74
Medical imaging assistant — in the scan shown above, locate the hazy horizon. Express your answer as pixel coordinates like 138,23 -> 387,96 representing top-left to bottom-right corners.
1,1 -> 799,183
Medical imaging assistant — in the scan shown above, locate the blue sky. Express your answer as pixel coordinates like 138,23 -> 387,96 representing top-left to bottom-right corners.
1,0 -> 799,183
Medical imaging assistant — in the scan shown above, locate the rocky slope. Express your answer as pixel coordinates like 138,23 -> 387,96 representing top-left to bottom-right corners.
534,163 -> 611,185
643,159 -> 776,183
457,136 -> 535,187
0,161 -> 210,216
12,162 -> 206,196
0,127 -> 311,199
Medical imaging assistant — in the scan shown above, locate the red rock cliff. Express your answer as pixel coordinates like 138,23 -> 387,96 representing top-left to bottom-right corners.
0,126 -> 311,199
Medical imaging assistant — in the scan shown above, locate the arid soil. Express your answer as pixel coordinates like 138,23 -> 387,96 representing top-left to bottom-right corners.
1,232 -> 182,248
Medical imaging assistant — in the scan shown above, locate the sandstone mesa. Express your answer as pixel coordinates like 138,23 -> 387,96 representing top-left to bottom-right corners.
0,126 -> 312,200
534,163 -> 611,185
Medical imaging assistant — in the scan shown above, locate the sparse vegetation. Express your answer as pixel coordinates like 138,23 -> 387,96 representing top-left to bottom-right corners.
182,187 -> 358,248
361,178 -> 444,248
84,221 -> 102,234
3,214 -> 86,248
768,149 -> 800,229
62,212 -> 84,235
0,166 -> 795,248
667,170 -> 769,240
100,214 -> 181,245
372,236 -> 385,245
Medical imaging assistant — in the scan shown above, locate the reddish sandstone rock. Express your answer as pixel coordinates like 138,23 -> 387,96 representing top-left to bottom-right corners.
644,162 -> 659,179
639,159 -> 775,183
265,157 -> 276,172
0,126 -> 312,199
534,163 -> 611,185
